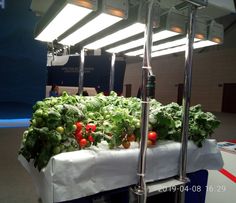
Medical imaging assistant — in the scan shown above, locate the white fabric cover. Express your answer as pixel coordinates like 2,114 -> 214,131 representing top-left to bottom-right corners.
18,139 -> 223,203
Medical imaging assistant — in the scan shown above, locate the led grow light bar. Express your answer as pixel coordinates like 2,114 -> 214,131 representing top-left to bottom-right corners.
125,38 -> 202,56
105,10 -> 186,54
148,19 -> 223,58
106,30 -> 180,53
83,4 -> 146,50
35,0 -> 97,42
150,40 -> 217,57
125,19 -> 208,56
59,13 -> 122,45
59,0 -> 128,46
84,22 -> 145,49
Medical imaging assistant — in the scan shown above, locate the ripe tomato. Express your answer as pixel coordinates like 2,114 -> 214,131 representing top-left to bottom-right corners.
148,131 -> 157,141
86,123 -> 96,132
122,140 -> 131,149
127,134 -> 136,142
79,138 -> 87,148
76,122 -> 83,131
75,130 -> 83,141
88,135 -> 95,142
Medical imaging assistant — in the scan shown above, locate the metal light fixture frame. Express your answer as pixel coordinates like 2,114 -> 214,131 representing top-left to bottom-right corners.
149,19 -> 223,58
105,9 -> 186,54
207,20 -> 224,44
178,1 -> 208,202
120,10 -> 188,56
124,16 -> 215,57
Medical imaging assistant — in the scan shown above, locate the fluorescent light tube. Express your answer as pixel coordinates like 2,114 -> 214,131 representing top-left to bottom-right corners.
35,4 -> 93,42
84,23 -> 145,49
59,13 -> 122,45
151,40 -> 218,57
125,38 -> 201,56
106,30 -> 180,53
106,38 -> 144,54
125,49 -> 144,56
193,40 -> 217,49
151,45 -> 186,57
152,30 -> 180,41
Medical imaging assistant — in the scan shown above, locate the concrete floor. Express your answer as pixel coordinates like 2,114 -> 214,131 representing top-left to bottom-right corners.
210,112 -> 236,142
0,127 -> 38,203
0,112 -> 235,203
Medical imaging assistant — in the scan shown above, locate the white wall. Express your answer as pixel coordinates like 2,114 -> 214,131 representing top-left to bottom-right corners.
124,48 -> 236,112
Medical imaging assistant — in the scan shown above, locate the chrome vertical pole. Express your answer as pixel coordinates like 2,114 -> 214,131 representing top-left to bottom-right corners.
51,42 -> 55,66
178,4 -> 197,203
133,1 -> 154,203
109,53 -> 116,93
78,48 -> 85,95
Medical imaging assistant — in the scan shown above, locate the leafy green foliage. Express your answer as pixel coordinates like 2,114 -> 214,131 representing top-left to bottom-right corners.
19,91 -> 220,171
150,103 -> 220,147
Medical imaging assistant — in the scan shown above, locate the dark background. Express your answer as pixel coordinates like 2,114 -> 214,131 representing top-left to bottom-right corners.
0,0 -> 47,106
47,55 -> 126,95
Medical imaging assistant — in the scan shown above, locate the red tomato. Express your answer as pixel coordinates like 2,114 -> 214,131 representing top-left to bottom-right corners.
79,138 -> 87,148
148,131 -> 157,141
86,123 -> 96,132
76,122 -> 83,131
88,135 -> 95,142
75,130 -> 83,141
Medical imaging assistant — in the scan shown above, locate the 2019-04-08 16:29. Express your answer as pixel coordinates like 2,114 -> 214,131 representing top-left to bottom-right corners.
159,185 -> 226,193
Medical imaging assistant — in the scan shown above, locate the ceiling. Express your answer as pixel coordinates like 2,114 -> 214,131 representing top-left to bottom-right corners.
30,0 -> 54,16
30,0 -> 236,18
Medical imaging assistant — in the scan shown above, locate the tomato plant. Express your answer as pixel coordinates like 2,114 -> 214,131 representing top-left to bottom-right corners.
19,91 -> 221,171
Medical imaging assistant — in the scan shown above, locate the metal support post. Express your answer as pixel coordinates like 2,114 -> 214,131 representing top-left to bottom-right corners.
51,42 -> 55,66
178,4 -> 197,203
132,1 -> 155,203
109,53 -> 116,93
78,48 -> 85,95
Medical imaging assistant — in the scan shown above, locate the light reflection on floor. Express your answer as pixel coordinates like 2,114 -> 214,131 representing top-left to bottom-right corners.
0,118 -> 30,128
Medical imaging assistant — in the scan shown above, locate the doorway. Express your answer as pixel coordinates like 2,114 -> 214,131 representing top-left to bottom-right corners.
177,83 -> 184,105
222,83 -> 236,113
125,84 -> 132,97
